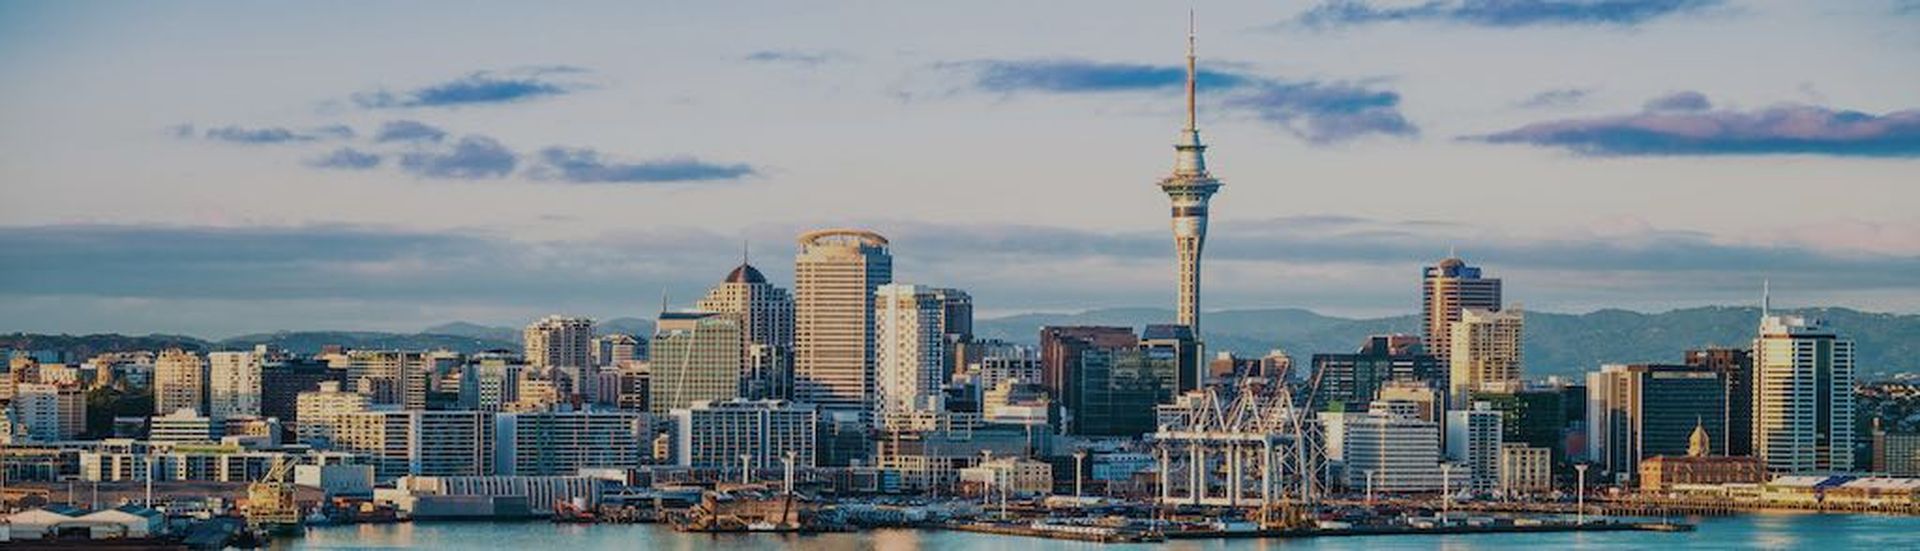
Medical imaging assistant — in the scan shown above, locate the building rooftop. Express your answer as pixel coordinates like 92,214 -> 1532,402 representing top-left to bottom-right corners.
724,263 -> 767,284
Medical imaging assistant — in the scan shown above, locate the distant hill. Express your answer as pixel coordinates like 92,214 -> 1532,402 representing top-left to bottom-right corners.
975,306 -> 1920,378
0,333 -> 210,359
217,331 -> 518,354
421,317 -> 656,344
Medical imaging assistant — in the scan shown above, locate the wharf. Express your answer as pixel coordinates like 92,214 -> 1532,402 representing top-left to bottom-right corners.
946,522 -> 1165,543
1164,521 -> 1692,540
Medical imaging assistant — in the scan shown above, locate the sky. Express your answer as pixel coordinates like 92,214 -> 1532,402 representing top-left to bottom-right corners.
0,0 -> 1916,338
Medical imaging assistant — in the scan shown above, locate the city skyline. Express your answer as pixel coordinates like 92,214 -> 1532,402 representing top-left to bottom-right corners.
2,1 -> 1918,337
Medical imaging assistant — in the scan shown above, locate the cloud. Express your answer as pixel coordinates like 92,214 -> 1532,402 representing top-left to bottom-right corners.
308,148 -> 382,170
943,59 -> 1414,143
1643,90 -> 1710,112
1470,97 -> 1920,157
398,135 -> 517,179
353,68 -> 585,109
1516,87 -> 1592,109
1295,0 -> 1723,28
531,147 -> 756,183
743,50 -> 846,66
374,120 -> 448,143
189,124 -> 354,144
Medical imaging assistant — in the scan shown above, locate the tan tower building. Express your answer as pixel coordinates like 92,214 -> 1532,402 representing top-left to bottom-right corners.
1422,256 -> 1502,377
695,257 -> 795,400
153,348 -> 205,416
1449,307 -> 1524,403
1158,17 -> 1223,336
791,229 -> 892,419
524,315 -> 594,369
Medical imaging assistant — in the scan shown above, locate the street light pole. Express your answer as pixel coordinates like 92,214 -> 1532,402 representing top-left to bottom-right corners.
1365,470 -> 1375,506
1073,450 -> 1086,499
1441,463 -> 1451,519
741,454 -> 752,485
1574,463 -> 1589,526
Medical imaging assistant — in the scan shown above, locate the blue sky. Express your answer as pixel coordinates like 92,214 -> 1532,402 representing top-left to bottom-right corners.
0,0 -> 1916,337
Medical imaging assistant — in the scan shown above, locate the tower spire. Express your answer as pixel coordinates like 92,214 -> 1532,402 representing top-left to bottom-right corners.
1762,279 -> 1771,318
1185,9 -> 1197,134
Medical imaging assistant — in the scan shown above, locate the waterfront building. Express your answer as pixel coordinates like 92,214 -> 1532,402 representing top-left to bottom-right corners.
331,410 -> 494,482
590,334 -> 646,367
1377,381 -> 1443,424
670,398 -> 817,469
1872,424 -> 1920,476
1587,363 -> 1729,482
791,228 -> 892,423
1753,314 -> 1855,473
1156,21 -> 1223,337
494,410 -> 647,476
524,315 -> 593,369
149,408 -> 218,443
873,284 -> 952,427
648,311 -> 745,416
959,457 -> 1053,497
1311,335 -> 1443,412
1497,443 -> 1552,495
207,351 -> 262,421
1468,389 -> 1570,464
153,348 -> 205,416
981,379 -> 1052,427
1686,347 -> 1755,457
79,446 -> 357,482
1446,402 -> 1504,493
1638,421 -> 1765,492
1342,400 -> 1462,493
696,259 -> 795,400
1449,308 -> 1524,403
872,417 -> 1038,493
1422,256 -> 1502,379
296,381 -> 373,446
390,475 -> 602,517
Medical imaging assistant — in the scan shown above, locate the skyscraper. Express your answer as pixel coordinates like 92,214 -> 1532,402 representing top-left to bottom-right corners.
1310,334 -> 1443,412
1158,17 -> 1223,336
649,311 -> 745,416
1038,326 -> 1139,422
1449,308 -> 1524,403
1423,256 -> 1502,375
792,229 -> 892,420
873,284 -> 949,427
1586,364 -> 1729,481
1685,347 -> 1754,456
1753,314 -> 1855,473
1447,402 -> 1504,493
207,351 -> 262,421
524,315 -> 594,369
153,348 -> 205,416
696,258 -> 796,400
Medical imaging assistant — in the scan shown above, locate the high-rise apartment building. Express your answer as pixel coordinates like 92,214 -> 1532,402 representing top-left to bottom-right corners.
1449,308 -> 1524,403
1344,400 -> 1459,492
153,348 -> 205,416
590,334 -> 646,367
1423,256 -> 1502,378
648,311 -> 745,416
792,229 -> 892,422
494,411 -> 647,476
873,284 -> 949,427
331,410 -> 494,482
1586,363 -> 1729,481
1447,402 -> 1504,493
524,316 -> 594,369
261,359 -> 345,432
458,354 -> 525,412
671,398 -> 818,469
207,351 -> 262,421
295,381 -> 372,446
697,260 -> 796,400
334,350 -> 430,410
1753,315 -> 1855,473
10,383 -> 84,441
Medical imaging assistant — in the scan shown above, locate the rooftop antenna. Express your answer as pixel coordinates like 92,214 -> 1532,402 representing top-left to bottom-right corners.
742,240 -> 751,267
1762,279 -> 1771,319
1185,8 -> 1198,134
1448,244 -> 1458,259
659,288 -> 670,318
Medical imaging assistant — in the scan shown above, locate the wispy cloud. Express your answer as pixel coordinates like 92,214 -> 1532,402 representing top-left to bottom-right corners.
373,120 -> 448,143
743,50 -> 847,66
1296,0 -> 1722,28
531,147 -> 756,184
942,59 -> 1414,143
308,148 -> 382,170
398,135 -> 518,179
182,124 -> 355,144
353,67 -> 587,109
1470,95 -> 1920,157
1516,87 -> 1593,109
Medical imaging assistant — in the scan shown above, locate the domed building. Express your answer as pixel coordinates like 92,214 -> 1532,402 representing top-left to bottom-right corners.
1639,419 -> 1766,492
694,256 -> 794,400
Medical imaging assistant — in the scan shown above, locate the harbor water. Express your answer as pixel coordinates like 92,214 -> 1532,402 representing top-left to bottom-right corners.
274,512 -> 1920,550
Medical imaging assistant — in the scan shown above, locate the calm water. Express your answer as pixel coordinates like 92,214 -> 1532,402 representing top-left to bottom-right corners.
272,513 -> 1920,550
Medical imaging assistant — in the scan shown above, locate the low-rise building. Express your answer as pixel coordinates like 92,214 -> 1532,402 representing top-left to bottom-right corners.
1497,443 -> 1551,494
959,457 -> 1053,496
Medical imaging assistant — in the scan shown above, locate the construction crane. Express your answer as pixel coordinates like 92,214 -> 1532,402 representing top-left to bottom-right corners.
245,457 -> 304,536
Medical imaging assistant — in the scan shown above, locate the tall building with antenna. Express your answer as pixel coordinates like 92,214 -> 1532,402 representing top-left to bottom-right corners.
696,246 -> 795,400
1159,14 -> 1223,337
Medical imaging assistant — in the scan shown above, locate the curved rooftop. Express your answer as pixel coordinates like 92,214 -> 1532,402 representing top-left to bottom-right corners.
725,263 -> 767,284
796,228 -> 889,248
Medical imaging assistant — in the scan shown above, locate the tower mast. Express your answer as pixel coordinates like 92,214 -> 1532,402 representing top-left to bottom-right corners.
1160,11 -> 1223,336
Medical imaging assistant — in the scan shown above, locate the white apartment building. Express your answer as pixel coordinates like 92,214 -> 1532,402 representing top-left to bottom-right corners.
1446,402 -> 1504,493
874,284 -> 948,427
207,351 -> 262,421
1754,315 -> 1856,473
671,399 -> 817,469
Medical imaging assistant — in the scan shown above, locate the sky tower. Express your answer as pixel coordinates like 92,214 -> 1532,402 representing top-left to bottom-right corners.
1160,13 -> 1222,336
